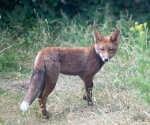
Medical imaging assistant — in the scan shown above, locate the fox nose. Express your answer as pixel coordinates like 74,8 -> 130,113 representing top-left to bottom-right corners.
104,58 -> 109,62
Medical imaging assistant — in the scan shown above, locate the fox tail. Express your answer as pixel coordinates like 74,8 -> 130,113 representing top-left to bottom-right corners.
20,67 -> 45,112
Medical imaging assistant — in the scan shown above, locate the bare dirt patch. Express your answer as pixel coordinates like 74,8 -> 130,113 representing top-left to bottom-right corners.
0,78 -> 29,90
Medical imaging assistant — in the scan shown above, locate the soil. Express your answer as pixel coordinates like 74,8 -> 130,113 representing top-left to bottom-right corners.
0,78 -> 29,91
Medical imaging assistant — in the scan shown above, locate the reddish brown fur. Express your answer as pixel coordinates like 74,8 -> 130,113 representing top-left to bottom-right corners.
20,28 -> 120,119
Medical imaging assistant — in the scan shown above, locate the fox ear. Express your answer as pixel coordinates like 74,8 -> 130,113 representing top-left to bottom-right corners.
110,30 -> 120,43
93,28 -> 104,42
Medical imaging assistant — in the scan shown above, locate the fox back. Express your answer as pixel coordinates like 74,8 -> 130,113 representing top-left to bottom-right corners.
20,28 -> 120,119
34,46 -> 103,76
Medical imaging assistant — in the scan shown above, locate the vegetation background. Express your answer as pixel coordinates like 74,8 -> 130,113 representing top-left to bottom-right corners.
0,0 -> 150,124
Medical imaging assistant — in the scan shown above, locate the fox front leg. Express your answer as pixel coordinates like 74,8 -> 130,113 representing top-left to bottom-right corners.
83,82 -> 93,106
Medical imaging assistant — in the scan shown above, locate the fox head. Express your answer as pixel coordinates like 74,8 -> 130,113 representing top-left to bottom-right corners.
93,28 -> 120,62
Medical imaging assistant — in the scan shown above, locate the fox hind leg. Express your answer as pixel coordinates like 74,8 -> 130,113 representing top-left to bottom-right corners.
38,81 -> 56,119
38,63 -> 60,119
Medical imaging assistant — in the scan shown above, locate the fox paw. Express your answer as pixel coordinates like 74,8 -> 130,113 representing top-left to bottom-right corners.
83,95 -> 87,100
41,114 -> 49,119
88,101 -> 93,106
41,112 -> 49,119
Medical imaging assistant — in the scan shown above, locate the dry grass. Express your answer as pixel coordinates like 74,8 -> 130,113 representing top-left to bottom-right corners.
0,59 -> 150,125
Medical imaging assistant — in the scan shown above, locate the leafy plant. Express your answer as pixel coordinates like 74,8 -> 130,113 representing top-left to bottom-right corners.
0,0 -> 150,27
129,21 -> 150,105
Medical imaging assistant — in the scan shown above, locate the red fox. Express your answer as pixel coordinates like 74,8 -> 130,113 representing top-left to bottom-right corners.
20,28 -> 120,119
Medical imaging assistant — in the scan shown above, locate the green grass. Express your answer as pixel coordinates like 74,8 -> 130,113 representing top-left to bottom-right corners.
0,12 -> 150,124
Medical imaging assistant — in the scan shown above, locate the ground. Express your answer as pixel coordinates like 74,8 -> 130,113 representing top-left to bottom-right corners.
0,73 -> 150,125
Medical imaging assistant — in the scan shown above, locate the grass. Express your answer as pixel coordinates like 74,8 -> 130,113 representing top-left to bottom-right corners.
0,12 -> 150,124
0,72 -> 150,125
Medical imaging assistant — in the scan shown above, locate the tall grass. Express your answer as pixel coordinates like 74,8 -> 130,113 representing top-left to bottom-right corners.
0,9 -> 150,124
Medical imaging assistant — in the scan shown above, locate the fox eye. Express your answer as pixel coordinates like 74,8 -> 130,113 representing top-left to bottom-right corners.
99,48 -> 104,51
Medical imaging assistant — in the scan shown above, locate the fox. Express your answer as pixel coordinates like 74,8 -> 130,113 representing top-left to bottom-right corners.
20,28 -> 120,119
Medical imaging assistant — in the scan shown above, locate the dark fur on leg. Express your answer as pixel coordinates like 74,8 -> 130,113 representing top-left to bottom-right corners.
83,82 -> 93,102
